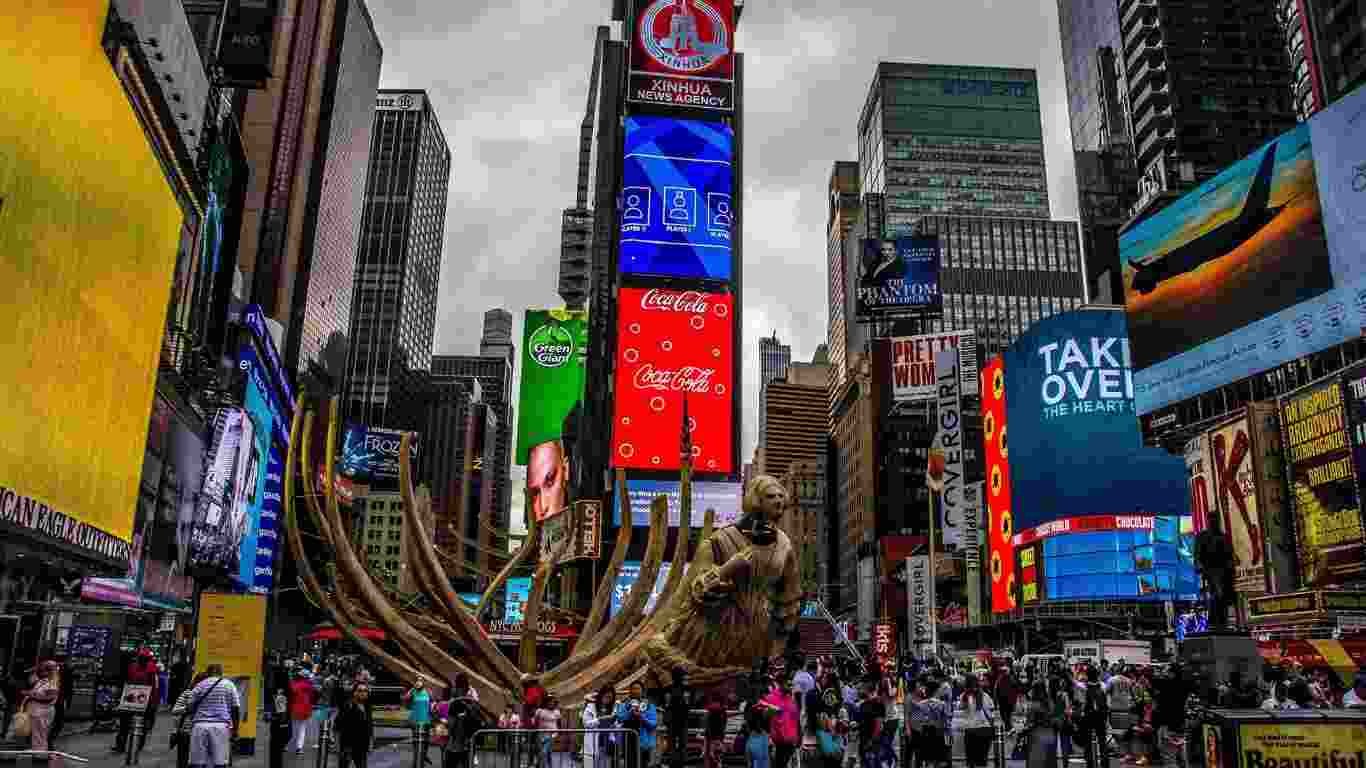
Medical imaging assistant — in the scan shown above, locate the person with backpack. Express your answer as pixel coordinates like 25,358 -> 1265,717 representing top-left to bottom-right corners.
763,676 -> 801,768
1076,666 -> 1110,768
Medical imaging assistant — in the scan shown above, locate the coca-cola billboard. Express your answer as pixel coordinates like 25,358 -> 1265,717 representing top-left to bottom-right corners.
612,287 -> 734,473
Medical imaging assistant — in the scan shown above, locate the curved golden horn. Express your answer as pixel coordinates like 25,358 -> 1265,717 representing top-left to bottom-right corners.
398,431 -> 522,689
285,398 -> 425,686
477,488 -> 541,622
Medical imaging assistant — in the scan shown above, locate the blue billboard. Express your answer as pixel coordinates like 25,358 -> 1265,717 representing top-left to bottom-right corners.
1024,516 -> 1198,602
504,576 -> 531,622
1003,307 -> 1188,534
608,560 -> 678,617
1122,84 -> 1366,415
855,236 -> 943,318
340,425 -> 420,489
619,115 -> 734,280
612,479 -> 742,527
234,351 -> 272,591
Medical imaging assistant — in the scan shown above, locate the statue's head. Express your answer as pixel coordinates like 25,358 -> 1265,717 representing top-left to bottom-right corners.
742,474 -> 788,523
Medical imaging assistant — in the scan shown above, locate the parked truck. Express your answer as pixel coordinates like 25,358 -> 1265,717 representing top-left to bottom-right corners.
1063,639 -> 1152,667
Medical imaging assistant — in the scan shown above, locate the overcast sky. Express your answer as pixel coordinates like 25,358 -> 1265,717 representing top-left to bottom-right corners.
367,0 -> 1080,528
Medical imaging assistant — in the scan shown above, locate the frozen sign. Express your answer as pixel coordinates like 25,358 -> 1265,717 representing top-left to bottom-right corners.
1037,336 -> 1135,421
611,288 -> 734,473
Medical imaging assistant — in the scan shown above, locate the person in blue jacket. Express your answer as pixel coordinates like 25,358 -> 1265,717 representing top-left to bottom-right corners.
614,681 -> 658,768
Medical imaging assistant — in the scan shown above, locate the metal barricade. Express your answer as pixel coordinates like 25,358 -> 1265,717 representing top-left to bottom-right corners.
0,750 -> 92,766
470,728 -> 640,768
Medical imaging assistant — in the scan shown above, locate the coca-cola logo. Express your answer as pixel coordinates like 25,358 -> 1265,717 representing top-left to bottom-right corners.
633,364 -> 716,393
640,288 -> 713,314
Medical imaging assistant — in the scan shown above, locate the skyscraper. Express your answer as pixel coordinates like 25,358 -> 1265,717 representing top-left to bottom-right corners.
478,309 -> 515,364
1277,0 -> 1366,119
758,333 -> 792,449
858,63 -> 1051,229
235,0 -> 384,379
826,161 -> 861,398
1118,0 -> 1297,219
558,26 -> 613,311
344,90 -> 451,428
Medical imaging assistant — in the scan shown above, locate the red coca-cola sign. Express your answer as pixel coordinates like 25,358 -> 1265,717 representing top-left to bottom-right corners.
613,287 -> 733,473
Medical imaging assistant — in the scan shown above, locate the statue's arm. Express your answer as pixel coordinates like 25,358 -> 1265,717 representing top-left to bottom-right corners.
770,544 -> 802,638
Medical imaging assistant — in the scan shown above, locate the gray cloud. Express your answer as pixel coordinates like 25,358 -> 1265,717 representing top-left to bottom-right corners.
365,0 -> 1080,523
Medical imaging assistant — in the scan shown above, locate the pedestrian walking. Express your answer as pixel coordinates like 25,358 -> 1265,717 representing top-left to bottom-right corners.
288,669 -> 317,754
1023,681 -> 1059,768
954,674 -> 996,768
614,682 -> 658,768
1077,667 -> 1110,768
267,670 -> 292,768
113,648 -> 159,754
763,676 -> 801,768
173,664 -> 241,768
335,683 -> 374,768
744,702 -> 773,768
402,676 -> 434,765
19,660 -> 61,755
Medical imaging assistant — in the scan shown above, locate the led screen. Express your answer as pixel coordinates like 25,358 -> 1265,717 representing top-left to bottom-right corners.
612,288 -> 734,473
1122,84 -> 1366,415
517,310 -> 587,522
619,116 -> 734,280
0,3 -> 185,559
1003,308 -> 1188,534
981,356 -> 1015,614
340,425 -> 420,490
627,0 -> 735,111
613,479 -> 742,527
609,560 -> 682,617
504,576 -> 531,623
235,347 -> 273,590
1014,516 -> 1198,601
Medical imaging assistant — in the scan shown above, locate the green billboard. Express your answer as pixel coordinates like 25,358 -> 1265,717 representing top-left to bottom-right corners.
516,308 -> 588,465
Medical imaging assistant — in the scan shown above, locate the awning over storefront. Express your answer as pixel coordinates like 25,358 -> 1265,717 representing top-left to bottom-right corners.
305,625 -> 386,642
1256,638 -> 1366,684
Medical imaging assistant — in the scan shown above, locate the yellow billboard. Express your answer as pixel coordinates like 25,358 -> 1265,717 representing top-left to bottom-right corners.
195,593 -> 268,741
0,2 -> 184,554
1239,722 -> 1366,768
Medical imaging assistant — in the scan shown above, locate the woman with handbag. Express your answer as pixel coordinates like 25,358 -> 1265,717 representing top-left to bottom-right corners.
17,660 -> 61,754
954,674 -> 996,768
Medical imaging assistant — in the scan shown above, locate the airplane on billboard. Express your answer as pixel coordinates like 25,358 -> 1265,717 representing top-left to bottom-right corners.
1130,141 -> 1283,294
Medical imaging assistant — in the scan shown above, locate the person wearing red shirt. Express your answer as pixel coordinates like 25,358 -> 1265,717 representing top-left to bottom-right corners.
288,671 -> 318,754
113,649 -> 160,753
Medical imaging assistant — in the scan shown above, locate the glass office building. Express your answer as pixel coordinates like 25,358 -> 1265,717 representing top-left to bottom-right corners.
858,63 -> 1050,228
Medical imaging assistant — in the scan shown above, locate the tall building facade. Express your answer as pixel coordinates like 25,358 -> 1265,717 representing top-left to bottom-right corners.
235,0 -> 383,378
1119,0 -> 1297,220
344,90 -> 451,427
431,329 -> 514,543
558,26 -> 613,310
826,162 -> 861,397
760,363 -> 829,478
1277,0 -> 1366,119
757,333 -> 792,449
858,63 -> 1050,228
478,309 -> 515,364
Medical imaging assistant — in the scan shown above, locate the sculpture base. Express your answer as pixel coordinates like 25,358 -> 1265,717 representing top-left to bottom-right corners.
1180,632 -> 1261,702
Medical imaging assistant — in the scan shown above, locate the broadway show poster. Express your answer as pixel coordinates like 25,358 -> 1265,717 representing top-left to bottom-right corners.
1206,404 -> 1293,596
1186,433 -> 1214,534
856,236 -> 943,318
1237,722 -> 1366,768
1284,377 -> 1365,586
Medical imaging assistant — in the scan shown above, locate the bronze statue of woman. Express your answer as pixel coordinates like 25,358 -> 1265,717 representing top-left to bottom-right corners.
642,474 -> 803,687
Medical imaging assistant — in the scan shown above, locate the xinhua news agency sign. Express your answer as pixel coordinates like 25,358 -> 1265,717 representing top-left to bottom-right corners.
628,0 -> 735,112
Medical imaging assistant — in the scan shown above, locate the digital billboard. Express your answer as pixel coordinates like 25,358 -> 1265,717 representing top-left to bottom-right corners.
613,479 -> 742,527
890,331 -> 979,403
505,576 -> 532,623
1122,84 -> 1366,415
516,309 -> 588,522
234,349 -> 273,589
628,0 -> 735,112
190,408 -> 254,570
1282,378 -> 1364,586
1003,308 -> 1188,537
0,2 -> 185,565
609,560 -> 683,617
981,357 -> 1015,613
340,425 -> 421,490
856,236 -> 943,318
619,116 -> 734,280
140,399 -> 202,605
1197,404 -> 1295,596
1011,514 -> 1198,601
611,288 -> 734,473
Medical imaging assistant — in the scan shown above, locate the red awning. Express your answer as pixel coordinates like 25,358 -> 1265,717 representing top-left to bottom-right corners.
305,626 -> 386,642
